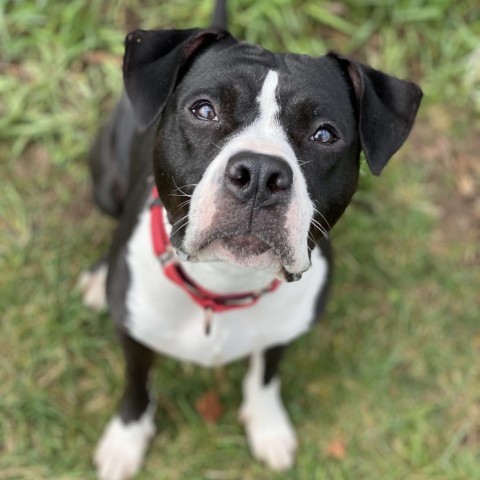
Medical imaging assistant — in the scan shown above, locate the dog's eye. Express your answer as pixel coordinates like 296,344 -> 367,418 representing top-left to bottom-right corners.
190,101 -> 218,122
311,125 -> 337,144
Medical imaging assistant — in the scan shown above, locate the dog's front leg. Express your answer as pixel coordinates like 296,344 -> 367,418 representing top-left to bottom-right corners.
94,332 -> 156,480
239,346 -> 298,471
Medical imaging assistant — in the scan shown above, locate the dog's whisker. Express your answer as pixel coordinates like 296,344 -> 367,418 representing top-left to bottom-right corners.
178,199 -> 191,209
312,206 -> 332,230
171,177 -> 195,198
311,226 -> 328,240
170,220 -> 189,238
310,218 -> 325,232
310,218 -> 328,239
172,214 -> 189,227
170,213 -> 190,237
169,192 -> 192,198
172,189 -> 191,197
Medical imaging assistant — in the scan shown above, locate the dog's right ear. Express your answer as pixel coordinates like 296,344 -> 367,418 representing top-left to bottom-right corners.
123,28 -> 233,131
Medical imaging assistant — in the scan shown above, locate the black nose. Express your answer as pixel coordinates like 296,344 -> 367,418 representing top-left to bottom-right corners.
225,151 -> 293,207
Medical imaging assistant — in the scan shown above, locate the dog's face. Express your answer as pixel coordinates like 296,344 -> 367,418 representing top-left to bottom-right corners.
124,29 -> 422,281
156,46 -> 360,280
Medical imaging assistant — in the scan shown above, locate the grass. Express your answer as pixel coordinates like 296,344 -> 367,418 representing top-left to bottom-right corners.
1,0 -> 479,479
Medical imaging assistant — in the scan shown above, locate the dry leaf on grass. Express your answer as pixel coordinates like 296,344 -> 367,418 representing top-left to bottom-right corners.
326,439 -> 346,459
195,390 -> 223,424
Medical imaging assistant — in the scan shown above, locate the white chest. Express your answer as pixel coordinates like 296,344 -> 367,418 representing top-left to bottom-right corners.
125,209 -> 328,367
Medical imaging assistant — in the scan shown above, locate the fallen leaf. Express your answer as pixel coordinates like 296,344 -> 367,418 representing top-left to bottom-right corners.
195,390 -> 223,424
326,439 -> 346,459
83,51 -> 121,66
457,174 -> 476,198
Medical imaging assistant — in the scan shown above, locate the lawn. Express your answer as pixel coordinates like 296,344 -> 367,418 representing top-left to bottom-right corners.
1,0 -> 479,479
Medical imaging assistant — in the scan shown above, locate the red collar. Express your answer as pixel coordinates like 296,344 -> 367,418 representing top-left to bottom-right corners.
149,187 -> 281,333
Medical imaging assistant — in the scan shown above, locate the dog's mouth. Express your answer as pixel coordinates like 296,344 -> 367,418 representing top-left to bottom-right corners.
221,234 -> 271,256
185,226 -> 288,261
176,227 -> 308,281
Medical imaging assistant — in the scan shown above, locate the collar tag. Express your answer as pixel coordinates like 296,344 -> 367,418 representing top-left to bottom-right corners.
204,307 -> 214,335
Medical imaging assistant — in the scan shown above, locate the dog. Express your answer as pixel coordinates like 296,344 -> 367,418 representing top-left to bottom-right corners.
80,0 -> 422,478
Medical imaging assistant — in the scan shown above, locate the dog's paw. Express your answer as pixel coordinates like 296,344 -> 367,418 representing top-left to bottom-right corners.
94,408 -> 156,480
239,380 -> 298,471
78,263 -> 108,311
241,414 -> 298,471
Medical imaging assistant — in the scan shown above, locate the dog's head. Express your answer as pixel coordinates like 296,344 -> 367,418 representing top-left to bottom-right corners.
123,29 -> 422,281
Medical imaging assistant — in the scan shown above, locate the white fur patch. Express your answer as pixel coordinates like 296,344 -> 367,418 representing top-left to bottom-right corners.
125,206 -> 328,367
257,70 -> 280,125
78,264 -> 108,311
239,351 -> 297,471
183,69 -> 314,276
94,404 -> 156,480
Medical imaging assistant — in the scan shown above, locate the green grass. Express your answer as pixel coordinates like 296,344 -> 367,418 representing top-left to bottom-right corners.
1,1 -> 479,479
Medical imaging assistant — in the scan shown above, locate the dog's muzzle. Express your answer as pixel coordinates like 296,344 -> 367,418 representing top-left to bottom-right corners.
179,149 -> 312,280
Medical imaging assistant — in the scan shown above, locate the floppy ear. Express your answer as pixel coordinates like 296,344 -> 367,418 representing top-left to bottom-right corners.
123,28 -> 233,131
329,53 -> 422,176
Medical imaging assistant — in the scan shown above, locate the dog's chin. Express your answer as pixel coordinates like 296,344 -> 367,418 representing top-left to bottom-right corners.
191,237 -> 282,274
222,234 -> 271,256
179,236 -> 307,282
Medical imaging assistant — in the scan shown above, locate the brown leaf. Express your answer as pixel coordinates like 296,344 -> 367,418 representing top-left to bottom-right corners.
195,390 -> 223,424
83,51 -> 121,66
457,174 -> 476,198
326,439 -> 346,459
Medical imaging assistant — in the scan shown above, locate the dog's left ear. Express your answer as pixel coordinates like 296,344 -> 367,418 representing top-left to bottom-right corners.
123,28 -> 234,131
329,53 -> 422,176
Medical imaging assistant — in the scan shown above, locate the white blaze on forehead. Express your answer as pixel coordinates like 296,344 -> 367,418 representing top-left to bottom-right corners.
257,70 -> 280,126
246,70 -> 288,159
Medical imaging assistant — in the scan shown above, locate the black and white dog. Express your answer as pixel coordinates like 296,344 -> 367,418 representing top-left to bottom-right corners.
80,1 -> 421,478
